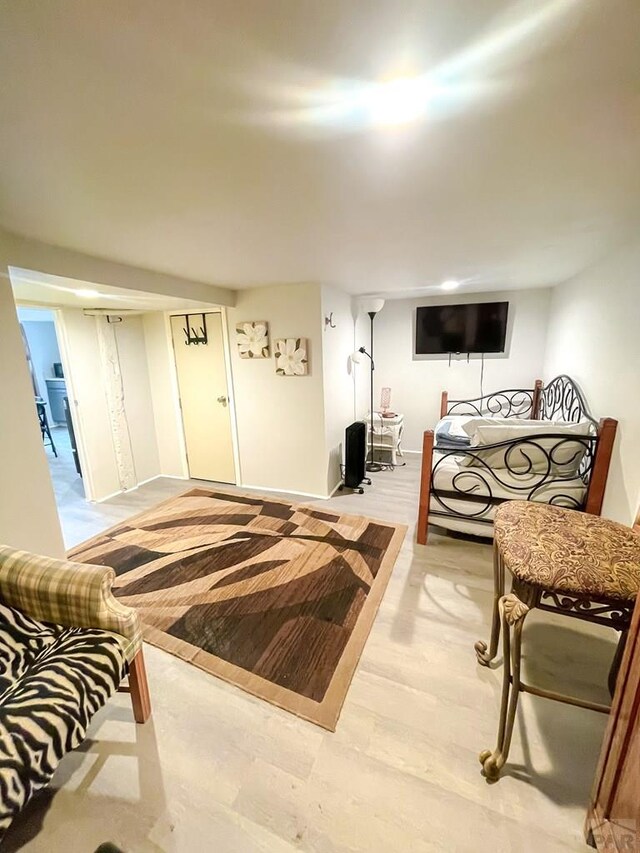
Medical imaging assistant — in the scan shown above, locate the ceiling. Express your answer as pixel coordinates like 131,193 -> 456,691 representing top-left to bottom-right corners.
10,267 -> 214,312
1,0 -> 639,297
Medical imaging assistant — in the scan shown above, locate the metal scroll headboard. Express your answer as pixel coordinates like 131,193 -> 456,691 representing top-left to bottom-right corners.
538,375 -> 597,426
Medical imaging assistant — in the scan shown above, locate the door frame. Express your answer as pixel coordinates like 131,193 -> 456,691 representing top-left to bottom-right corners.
14,301 -> 97,502
167,307 -> 241,485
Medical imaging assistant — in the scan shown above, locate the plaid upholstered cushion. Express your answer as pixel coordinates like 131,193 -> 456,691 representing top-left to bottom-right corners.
0,547 -> 142,661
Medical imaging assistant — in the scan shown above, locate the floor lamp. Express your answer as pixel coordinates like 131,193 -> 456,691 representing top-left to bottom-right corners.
352,297 -> 385,473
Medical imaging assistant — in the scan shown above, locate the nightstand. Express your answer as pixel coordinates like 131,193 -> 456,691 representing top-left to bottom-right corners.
364,412 -> 404,466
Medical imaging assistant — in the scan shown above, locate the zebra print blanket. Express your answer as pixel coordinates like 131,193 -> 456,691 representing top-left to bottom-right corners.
0,602 -> 127,838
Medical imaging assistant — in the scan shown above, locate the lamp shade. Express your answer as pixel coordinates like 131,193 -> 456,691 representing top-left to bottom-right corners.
350,350 -> 362,364
358,297 -> 385,316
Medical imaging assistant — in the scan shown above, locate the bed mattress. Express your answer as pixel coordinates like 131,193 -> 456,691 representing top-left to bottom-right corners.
429,451 -> 588,538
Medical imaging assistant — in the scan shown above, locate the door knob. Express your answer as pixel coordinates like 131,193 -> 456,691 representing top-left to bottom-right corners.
217,395 -> 227,404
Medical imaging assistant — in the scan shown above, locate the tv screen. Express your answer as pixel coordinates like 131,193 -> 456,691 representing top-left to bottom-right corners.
415,302 -> 509,354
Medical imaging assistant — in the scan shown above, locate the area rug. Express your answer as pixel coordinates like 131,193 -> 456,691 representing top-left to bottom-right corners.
68,488 -> 407,730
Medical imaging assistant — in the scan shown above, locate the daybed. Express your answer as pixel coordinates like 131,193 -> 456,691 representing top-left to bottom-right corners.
0,546 -> 151,839
417,375 -> 617,543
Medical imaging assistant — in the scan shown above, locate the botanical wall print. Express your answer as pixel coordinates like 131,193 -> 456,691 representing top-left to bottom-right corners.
236,321 -> 269,358
275,338 -> 308,376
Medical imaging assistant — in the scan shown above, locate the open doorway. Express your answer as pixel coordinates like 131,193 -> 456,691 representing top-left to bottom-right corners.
9,266 -> 239,547
16,306 -> 85,511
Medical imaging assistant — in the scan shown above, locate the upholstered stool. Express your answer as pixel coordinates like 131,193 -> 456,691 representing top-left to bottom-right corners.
477,501 -> 640,781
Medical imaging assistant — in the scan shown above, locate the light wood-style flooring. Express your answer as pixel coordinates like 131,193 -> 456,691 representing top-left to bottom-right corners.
6,458 -> 613,851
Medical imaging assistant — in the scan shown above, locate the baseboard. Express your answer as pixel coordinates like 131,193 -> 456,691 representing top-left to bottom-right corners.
94,489 -> 124,504
96,476 -> 333,504
93,473 -> 188,503
240,482 -> 333,501
327,480 -> 343,498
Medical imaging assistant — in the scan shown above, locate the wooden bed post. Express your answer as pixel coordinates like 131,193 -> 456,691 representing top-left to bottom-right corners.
417,430 -> 435,545
532,379 -> 543,419
439,391 -> 448,419
585,418 -> 618,516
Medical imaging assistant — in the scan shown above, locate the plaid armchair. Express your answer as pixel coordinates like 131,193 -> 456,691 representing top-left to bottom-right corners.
0,546 -> 151,839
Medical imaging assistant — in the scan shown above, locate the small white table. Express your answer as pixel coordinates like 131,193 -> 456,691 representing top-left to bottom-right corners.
365,412 -> 404,466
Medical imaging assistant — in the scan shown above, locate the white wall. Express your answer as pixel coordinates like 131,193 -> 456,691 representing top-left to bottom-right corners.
0,226 -> 235,307
114,316 -> 161,484
0,280 -> 64,555
227,283 -> 328,497
60,309 -> 122,499
355,288 -> 552,451
544,237 -> 640,525
60,310 -> 164,499
321,286 -> 357,493
143,312 -> 189,479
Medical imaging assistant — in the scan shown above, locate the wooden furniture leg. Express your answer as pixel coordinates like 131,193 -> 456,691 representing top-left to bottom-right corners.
128,649 -> 152,723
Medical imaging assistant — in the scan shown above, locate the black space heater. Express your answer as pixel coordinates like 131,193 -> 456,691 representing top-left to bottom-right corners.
340,422 -> 370,494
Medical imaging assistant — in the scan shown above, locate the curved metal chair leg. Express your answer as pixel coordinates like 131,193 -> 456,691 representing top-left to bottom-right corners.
475,541 -> 505,666
479,593 -> 530,781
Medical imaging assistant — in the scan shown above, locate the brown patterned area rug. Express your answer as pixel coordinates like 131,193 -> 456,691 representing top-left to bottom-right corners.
68,488 -> 406,730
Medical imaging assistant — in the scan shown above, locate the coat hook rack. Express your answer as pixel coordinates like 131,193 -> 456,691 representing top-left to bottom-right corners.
183,313 -> 208,346
324,312 -> 336,329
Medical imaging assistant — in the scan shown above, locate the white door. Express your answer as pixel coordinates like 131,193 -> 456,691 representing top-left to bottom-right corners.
170,313 -> 235,483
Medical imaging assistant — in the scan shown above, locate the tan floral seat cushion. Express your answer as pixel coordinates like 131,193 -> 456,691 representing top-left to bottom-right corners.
494,501 -> 640,602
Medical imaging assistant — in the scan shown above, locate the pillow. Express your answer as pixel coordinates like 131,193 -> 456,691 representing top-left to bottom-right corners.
460,416 -> 543,439
459,420 -> 594,475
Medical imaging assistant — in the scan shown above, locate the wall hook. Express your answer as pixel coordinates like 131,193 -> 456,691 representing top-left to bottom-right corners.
183,313 -> 209,346
324,312 -> 336,329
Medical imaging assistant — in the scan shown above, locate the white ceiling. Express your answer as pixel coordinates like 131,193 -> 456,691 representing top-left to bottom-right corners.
10,267 -> 214,312
1,0 -> 639,297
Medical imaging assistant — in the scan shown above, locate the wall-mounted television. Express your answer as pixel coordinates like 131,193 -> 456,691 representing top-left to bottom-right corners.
415,301 -> 509,355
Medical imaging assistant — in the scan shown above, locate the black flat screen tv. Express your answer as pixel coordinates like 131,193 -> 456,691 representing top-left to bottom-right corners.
415,301 -> 509,355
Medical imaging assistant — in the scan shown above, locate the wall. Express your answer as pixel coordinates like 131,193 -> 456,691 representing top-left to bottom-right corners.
0,280 -> 64,555
543,237 -> 640,525
142,312 -> 189,479
355,288 -> 552,451
0,226 -> 235,307
227,283 -> 328,497
60,310 -> 163,499
321,286 -> 357,493
114,316 -> 161,484
60,310 -> 122,499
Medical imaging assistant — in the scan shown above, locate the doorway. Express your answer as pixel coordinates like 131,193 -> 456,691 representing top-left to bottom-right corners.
17,306 -> 85,509
170,312 -> 236,483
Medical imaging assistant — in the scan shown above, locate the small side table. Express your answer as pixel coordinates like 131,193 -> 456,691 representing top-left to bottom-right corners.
365,412 -> 404,467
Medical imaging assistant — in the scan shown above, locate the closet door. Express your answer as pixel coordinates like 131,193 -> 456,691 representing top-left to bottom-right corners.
170,313 -> 235,483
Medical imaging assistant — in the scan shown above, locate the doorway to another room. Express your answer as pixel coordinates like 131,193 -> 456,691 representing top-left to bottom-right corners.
17,307 -> 85,512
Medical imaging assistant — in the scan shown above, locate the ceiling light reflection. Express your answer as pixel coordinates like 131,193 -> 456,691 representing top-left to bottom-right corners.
240,0 -> 582,133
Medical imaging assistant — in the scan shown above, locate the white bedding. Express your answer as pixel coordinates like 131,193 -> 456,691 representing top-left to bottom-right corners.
429,450 -> 588,538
